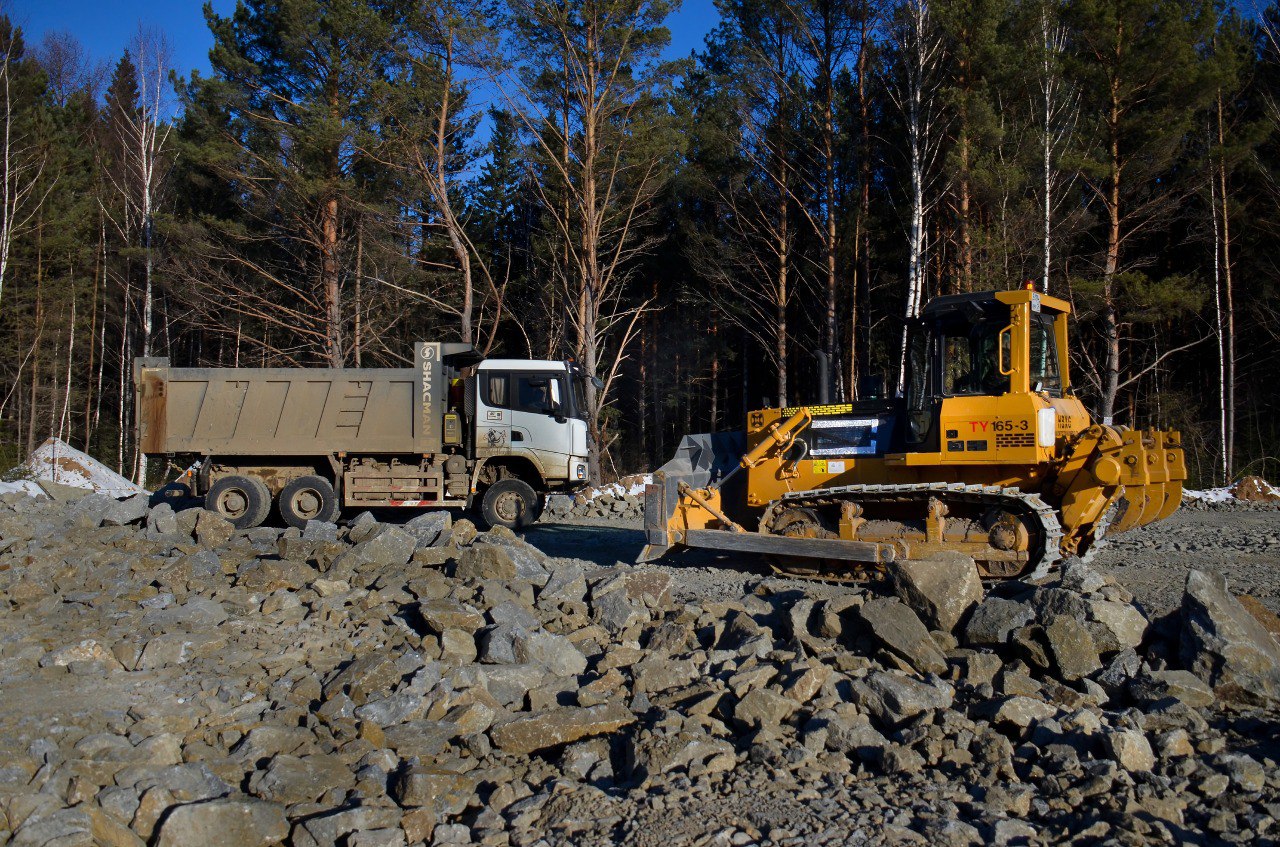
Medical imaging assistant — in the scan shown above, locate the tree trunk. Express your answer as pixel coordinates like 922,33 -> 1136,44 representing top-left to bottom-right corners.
777,208 -> 789,408
28,215 -> 42,456
433,34 -> 474,346
85,215 -> 102,449
1210,128 -> 1226,484
321,195 -> 343,367
1100,77 -> 1122,424
822,66 -> 839,397
710,309 -> 720,430
854,6 -> 872,395
1217,92 -> 1235,479
354,218 -> 363,367
59,296 -> 74,441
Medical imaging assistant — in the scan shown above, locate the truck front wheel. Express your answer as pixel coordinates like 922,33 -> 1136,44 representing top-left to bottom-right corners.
206,475 -> 272,529
481,479 -> 540,530
279,475 -> 340,529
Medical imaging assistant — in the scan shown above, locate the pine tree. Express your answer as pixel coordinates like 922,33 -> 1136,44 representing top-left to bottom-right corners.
183,0 -> 400,366
1064,0 -> 1216,423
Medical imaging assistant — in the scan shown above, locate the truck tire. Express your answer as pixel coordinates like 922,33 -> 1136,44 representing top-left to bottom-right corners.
206,475 -> 272,529
278,475 -> 340,529
481,479 -> 539,530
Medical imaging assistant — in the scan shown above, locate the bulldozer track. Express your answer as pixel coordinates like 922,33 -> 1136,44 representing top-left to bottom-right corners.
764,481 -> 1064,582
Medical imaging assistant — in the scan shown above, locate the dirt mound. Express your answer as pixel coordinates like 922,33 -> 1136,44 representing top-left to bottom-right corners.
1231,475 -> 1280,502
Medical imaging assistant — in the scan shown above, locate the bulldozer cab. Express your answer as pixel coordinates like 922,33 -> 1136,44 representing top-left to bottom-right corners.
898,289 -> 1069,452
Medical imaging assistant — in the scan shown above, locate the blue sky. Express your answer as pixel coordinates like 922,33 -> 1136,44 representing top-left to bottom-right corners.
8,0 -> 720,81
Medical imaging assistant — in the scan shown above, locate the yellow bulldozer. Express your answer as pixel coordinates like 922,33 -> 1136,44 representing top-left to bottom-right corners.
641,286 -> 1186,579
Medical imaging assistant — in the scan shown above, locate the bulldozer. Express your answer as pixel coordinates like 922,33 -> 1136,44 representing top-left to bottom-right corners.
640,286 -> 1186,579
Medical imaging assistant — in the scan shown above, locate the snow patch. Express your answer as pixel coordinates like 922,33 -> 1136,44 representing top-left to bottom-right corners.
17,438 -> 147,498
1183,487 -> 1235,504
1184,477 -> 1280,504
0,480 -> 43,497
580,473 -> 652,501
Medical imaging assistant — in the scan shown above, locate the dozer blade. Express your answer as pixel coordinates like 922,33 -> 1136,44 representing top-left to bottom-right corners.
638,432 -> 746,562
637,430 -> 897,567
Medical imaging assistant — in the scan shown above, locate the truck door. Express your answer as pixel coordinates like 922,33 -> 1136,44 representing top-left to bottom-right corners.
508,372 -> 574,468
477,371 -> 513,451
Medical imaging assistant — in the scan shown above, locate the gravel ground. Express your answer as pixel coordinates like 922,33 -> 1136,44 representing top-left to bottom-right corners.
1,493 -> 1278,847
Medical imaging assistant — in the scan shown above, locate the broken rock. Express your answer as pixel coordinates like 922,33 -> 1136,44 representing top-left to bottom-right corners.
1042,615 -> 1102,681
855,597 -> 947,675
1103,729 -> 1156,773
155,799 -> 288,847
393,767 -> 476,816
489,703 -> 636,755
852,670 -> 953,729
963,596 -> 1035,647
890,551 -> 982,633
1181,569 -> 1280,706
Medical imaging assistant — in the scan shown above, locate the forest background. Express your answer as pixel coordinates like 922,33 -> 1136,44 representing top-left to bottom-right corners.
0,0 -> 1276,488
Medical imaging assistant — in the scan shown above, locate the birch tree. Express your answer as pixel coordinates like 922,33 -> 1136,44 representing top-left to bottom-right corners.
386,0 -> 510,353
887,0 -> 945,392
124,27 -> 172,360
1030,0 -> 1074,294
0,20 -> 49,309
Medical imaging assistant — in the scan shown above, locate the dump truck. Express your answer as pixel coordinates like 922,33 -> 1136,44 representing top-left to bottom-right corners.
135,343 -> 593,530
642,287 -> 1187,579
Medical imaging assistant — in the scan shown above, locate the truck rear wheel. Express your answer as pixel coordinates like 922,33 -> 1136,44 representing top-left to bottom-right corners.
481,479 -> 539,530
206,475 -> 272,529
279,475 -> 340,529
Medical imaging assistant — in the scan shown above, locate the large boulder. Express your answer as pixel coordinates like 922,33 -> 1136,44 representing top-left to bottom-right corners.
854,598 -> 948,675
1180,569 -> 1280,706
890,551 -> 982,633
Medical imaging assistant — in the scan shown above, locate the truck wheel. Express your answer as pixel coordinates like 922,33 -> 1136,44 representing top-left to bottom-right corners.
278,475 -> 340,529
481,479 -> 539,530
206,475 -> 272,529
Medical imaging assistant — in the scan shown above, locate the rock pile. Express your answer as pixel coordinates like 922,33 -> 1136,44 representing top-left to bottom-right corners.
544,491 -> 644,522
0,488 -> 1277,846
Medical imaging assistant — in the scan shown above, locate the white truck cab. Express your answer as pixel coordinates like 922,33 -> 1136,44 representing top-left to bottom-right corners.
472,359 -> 592,526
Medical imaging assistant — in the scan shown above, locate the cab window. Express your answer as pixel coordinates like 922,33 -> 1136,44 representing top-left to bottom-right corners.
483,373 -> 508,407
514,374 -> 563,415
1030,315 -> 1062,396
571,376 -> 589,421
941,320 -> 1009,396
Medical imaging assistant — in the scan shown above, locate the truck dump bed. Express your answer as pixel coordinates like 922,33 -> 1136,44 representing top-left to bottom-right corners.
135,343 -> 468,457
